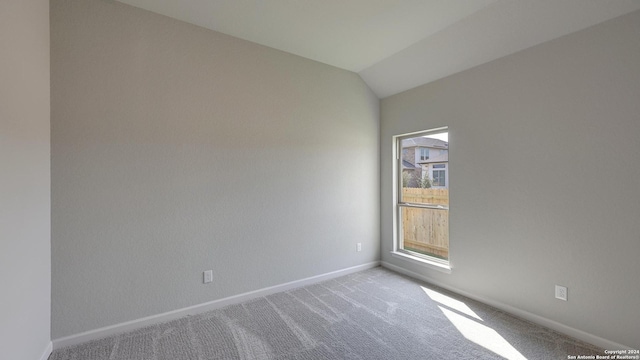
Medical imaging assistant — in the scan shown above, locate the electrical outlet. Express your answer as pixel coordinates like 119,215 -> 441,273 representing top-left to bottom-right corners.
203,270 -> 213,284
555,285 -> 567,301
356,243 -> 362,252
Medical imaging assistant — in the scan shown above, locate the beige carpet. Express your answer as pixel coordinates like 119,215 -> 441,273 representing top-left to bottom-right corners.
51,267 -> 602,359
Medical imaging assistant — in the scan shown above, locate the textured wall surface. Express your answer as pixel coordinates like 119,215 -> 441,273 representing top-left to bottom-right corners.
381,10 -> 640,348
51,0 -> 379,338
0,0 -> 51,359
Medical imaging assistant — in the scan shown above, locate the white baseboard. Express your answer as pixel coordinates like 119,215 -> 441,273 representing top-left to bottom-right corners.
53,261 -> 380,349
39,341 -> 52,360
381,261 -> 631,351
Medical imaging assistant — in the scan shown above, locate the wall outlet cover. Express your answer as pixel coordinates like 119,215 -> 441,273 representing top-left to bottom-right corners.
204,270 -> 213,284
555,285 -> 567,301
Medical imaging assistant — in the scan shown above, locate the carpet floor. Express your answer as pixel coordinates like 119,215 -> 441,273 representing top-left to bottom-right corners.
50,267 -> 603,360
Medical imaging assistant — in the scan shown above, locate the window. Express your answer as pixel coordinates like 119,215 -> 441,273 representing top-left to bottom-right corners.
432,164 -> 446,187
394,128 -> 449,269
420,148 -> 429,161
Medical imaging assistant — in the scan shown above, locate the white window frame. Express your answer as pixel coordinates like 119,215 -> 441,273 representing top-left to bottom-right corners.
431,164 -> 446,187
392,127 -> 451,273
420,148 -> 429,161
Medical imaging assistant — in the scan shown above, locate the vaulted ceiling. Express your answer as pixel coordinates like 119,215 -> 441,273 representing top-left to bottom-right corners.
116,0 -> 640,98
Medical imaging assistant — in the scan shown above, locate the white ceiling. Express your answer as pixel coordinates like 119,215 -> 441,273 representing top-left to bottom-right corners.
116,0 -> 640,98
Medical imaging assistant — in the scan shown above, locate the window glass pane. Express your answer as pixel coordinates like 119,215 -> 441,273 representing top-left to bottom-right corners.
400,207 -> 449,260
433,170 -> 446,186
397,128 -> 449,265
400,132 -> 448,205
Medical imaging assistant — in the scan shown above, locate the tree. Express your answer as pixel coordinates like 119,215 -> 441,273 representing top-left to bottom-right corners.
418,175 -> 432,189
402,171 -> 413,187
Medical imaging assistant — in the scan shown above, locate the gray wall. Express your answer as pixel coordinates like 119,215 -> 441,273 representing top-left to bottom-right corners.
381,10 -> 640,348
51,0 -> 379,338
0,0 -> 51,359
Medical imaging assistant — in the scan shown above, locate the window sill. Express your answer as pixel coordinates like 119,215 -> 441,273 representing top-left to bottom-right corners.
390,251 -> 452,274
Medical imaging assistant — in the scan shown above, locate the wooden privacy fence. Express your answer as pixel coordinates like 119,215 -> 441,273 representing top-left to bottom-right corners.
401,188 -> 449,259
402,187 -> 449,205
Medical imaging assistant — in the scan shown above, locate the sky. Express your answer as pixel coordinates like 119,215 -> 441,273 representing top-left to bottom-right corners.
425,132 -> 448,142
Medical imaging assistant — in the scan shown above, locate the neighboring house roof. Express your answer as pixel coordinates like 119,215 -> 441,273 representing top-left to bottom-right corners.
418,153 -> 448,164
402,160 -> 419,169
402,137 -> 448,149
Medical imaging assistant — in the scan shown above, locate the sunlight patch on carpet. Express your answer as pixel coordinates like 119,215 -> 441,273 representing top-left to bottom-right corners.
439,306 -> 527,360
422,286 -> 482,320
